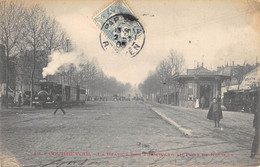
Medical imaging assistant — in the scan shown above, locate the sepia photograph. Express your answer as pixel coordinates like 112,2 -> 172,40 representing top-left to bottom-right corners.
0,0 -> 260,166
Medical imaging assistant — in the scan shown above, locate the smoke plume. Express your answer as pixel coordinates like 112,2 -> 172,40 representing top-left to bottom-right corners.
42,51 -> 84,78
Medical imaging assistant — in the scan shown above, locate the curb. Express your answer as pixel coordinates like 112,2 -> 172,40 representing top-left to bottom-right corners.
151,107 -> 192,136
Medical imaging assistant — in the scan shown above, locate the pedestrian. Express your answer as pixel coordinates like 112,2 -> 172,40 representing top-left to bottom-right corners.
207,97 -> 223,128
54,94 -> 66,115
195,97 -> 199,109
201,96 -> 206,109
250,95 -> 259,158
18,92 -> 22,109
10,95 -> 14,108
1,95 -> 5,109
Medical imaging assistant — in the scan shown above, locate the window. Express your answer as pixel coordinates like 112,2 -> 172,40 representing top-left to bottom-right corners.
188,83 -> 193,95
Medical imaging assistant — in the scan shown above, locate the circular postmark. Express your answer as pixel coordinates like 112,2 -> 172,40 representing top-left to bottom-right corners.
100,13 -> 145,57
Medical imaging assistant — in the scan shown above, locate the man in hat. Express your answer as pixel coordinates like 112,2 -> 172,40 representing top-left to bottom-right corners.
200,96 -> 206,109
18,92 -> 22,109
54,94 -> 66,115
207,97 -> 223,128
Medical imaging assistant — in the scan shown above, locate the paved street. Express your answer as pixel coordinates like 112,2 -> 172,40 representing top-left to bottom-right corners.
0,101 -> 259,166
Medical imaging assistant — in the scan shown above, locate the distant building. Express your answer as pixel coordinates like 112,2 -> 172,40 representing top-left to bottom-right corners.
172,66 -> 230,108
0,44 -> 5,85
217,64 -> 238,96
0,44 -> 5,96
217,63 -> 258,97
15,50 -> 48,92
0,44 -> 16,96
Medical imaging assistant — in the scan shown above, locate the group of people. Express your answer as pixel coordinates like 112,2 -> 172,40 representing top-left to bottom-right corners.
1,92 -> 22,108
1,92 -> 66,116
206,95 -> 259,158
195,96 -> 207,109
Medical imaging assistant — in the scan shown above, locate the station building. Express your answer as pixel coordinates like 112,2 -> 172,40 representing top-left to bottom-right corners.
172,66 -> 230,108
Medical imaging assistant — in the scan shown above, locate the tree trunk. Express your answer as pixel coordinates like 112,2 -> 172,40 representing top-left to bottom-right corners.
167,83 -> 169,105
160,86 -> 163,104
175,83 -> 177,106
5,49 -> 9,108
30,49 -> 36,107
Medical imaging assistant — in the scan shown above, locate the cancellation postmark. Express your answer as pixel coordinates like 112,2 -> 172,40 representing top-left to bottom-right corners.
94,1 -> 145,57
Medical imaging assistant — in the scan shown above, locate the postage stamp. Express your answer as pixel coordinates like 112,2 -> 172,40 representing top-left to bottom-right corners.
94,0 -> 134,28
94,0 -> 145,57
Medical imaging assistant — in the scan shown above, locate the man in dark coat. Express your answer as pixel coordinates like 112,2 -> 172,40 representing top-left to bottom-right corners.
207,97 -> 223,128
200,96 -> 206,109
250,95 -> 259,158
54,94 -> 66,115
18,93 -> 22,109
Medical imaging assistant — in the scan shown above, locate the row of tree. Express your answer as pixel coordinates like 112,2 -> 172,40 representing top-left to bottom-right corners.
52,59 -> 132,97
0,1 -> 131,107
0,1 -> 71,107
139,49 -> 185,103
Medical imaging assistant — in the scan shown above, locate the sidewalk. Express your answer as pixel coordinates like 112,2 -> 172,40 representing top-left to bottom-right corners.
147,102 -> 254,136
146,102 -> 260,159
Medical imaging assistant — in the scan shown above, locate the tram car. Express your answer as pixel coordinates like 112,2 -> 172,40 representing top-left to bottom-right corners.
223,90 -> 244,111
32,80 -> 86,108
223,87 -> 259,112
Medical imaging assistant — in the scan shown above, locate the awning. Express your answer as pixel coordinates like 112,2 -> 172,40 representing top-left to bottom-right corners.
240,67 -> 260,90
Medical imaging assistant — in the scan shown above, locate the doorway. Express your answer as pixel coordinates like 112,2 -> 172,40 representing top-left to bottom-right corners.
200,84 -> 212,108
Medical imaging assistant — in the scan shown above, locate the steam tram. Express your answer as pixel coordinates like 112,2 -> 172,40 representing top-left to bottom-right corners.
32,80 -> 86,108
223,87 -> 259,112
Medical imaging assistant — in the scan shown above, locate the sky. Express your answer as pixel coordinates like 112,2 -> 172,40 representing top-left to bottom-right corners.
32,0 -> 260,85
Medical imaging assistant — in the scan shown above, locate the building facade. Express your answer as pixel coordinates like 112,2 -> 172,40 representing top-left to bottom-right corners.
15,50 -> 48,93
172,67 -> 230,108
0,44 -> 16,97
217,63 -> 258,97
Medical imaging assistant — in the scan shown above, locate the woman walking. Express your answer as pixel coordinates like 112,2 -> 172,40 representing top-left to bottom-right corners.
207,97 -> 223,128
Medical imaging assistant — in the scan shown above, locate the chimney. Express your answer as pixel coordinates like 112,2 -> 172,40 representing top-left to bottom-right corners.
217,67 -> 221,74
231,61 -> 235,76
197,62 -> 199,68
201,62 -> 204,68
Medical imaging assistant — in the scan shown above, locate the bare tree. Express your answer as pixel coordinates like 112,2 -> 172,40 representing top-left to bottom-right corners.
42,17 -> 66,55
233,61 -> 255,90
139,72 -> 160,99
140,49 -> 185,104
23,5 -> 48,106
0,0 -> 25,108
87,60 -> 99,95
167,49 -> 184,104
168,49 -> 185,76
156,59 -> 172,104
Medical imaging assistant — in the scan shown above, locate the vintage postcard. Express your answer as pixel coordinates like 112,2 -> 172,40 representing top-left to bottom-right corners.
0,0 -> 260,166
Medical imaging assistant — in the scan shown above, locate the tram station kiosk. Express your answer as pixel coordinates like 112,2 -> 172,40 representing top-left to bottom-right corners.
172,66 -> 230,108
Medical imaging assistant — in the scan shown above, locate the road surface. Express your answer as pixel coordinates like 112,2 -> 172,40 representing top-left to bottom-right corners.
0,101 -> 259,166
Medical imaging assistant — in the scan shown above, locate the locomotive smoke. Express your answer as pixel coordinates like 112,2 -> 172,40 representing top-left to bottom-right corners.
42,51 -> 84,78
